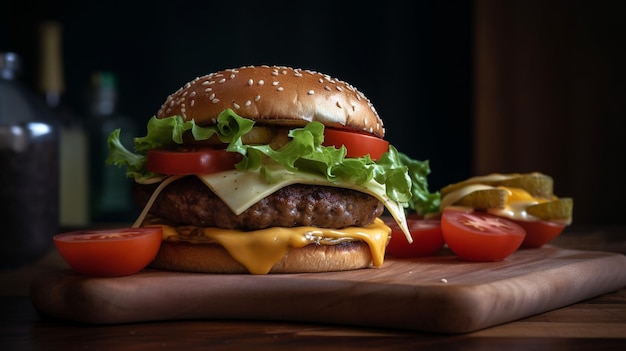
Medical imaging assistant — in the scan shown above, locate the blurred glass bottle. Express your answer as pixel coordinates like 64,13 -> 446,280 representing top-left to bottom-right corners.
86,72 -> 138,223
38,21 -> 89,227
0,52 -> 59,268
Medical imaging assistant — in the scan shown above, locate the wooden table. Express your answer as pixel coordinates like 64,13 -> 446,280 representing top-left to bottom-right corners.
2,226 -> 625,350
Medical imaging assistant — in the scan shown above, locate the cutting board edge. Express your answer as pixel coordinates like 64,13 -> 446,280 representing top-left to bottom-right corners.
29,249 -> 626,333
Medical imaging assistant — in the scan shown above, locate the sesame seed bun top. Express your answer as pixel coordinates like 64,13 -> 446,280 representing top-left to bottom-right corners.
156,65 -> 385,138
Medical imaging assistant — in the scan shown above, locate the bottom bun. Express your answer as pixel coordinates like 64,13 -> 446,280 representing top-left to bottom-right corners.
150,240 -> 374,274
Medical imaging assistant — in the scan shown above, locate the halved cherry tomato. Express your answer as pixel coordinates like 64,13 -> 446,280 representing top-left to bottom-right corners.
514,220 -> 567,248
383,217 -> 445,257
441,210 -> 526,261
53,227 -> 162,277
322,128 -> 389,160
146,148 -> 242,175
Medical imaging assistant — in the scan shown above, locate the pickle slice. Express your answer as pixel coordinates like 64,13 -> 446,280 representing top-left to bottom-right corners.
526,198 -> 574,220
454,189 -> 508,209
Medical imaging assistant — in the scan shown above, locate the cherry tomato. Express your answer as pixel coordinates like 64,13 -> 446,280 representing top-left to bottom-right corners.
383,217 -> 445,257
441,210 -> 526,261
514,220 -> 567,248
322,128 -> 389,160
53,227 -> 162,277
146,148 -> 242,175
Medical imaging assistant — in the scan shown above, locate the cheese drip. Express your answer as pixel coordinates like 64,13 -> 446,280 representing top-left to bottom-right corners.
157,218 -> 391,274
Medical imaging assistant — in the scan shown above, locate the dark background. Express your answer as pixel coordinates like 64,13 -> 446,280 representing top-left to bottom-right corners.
1,0 -> 473,193
3,1 -> 626,227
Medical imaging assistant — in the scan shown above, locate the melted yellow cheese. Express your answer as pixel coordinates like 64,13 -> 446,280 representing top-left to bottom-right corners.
488,186 -> 548,221
157,218 -> 391,274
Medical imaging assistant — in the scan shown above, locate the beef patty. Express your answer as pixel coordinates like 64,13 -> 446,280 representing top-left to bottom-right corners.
133,176 -> 384,230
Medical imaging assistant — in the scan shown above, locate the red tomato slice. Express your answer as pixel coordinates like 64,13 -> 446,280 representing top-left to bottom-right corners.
53,227 -> 162,277
441,210 -> 526,261
383,217 -> 445,257
322,128 -> 389,160
146,148 -> 242,175
514,220 -> 567,248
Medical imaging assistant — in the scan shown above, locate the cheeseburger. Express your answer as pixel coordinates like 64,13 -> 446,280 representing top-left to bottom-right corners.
107,65 -> 439,274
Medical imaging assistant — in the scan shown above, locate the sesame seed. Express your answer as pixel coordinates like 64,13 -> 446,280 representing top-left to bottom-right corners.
271,71 -> 278,76
190,100 -> 195,107
230,73 -> 235,79
245,100 -> 251,107
204,87 -> 213,93
248,79 -> 253,86
209,93 -> 215,100
254,95 -> 261,102
318,78 -> 323,83
182,91 -> 188,97
440,278 -> 448,283
324,86 -> 331,91
201,80 -> 211,85
308,90 -> 314,95
212,98 -> 220,103
272,81 -> 279,86
258,80 -> 264,86
190,91 -> 196,97
233,102 -> 240,109
277,87 -> 284,91
184,82 -> 191,88
336,86 -> 343,92
281,70 -> 287,74
218,78 -> 226,83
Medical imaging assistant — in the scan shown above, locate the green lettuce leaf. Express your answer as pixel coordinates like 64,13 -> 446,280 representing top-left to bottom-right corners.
106,108 -> 440,213
398,153 -> 441,214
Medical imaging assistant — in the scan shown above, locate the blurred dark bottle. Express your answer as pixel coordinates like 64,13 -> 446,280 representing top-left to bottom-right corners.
0,52 -> 59,268
86,72 -> 138,223
38,21 -> 89,227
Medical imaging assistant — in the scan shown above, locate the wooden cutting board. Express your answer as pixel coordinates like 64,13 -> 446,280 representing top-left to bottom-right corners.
30,246 -> 626,333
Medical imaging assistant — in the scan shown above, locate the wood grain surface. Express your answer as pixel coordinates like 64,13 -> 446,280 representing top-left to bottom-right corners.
29,246 -> 626,333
